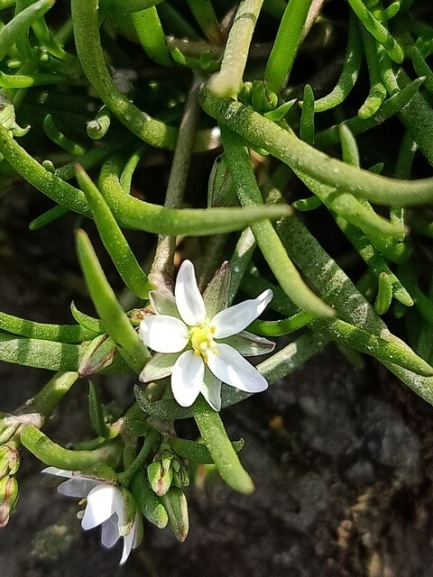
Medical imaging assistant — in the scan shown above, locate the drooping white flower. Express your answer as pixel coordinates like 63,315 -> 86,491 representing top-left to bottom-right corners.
138,260 -> 274,411
42,467 -> 143,565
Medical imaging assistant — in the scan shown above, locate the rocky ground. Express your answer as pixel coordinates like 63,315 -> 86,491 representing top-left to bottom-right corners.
1,189 -> 433,577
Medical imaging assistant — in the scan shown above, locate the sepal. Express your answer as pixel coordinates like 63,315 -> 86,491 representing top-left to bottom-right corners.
160,487 -> 189,542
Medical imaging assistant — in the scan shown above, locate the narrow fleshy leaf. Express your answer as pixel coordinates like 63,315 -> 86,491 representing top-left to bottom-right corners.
167,436 -> 244,464
0,332 -> 80,371
75,165 -> 153,299
134,385 -> 193,420
70,302 -> 104,335
76,229 -> 150,372
0,309 -> 97,343
88,381 -> 111,438
21,425 -> 120,471
192,396 -> 254,494
0,0 -> 55,60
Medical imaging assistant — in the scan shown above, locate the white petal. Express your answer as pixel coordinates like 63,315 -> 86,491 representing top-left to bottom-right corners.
57,478 -> 99,498
175,260 -> 206,326
207,344 -> 268,393
171,350 -> 205,407
201,369 -> 222,411
42,467 -> 74,479
139,316 -> 189,353
101,516 -> 120,549
211,289 -> 273,338
120,525 -> 135,565
81,485 -> 120,530
139,352 -> 178,383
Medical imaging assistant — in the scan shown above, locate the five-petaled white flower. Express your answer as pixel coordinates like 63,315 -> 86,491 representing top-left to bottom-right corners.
43,467 -> 143,565
138,260 -> 274,411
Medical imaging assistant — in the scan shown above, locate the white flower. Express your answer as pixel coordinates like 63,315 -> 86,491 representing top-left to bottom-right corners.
138,260 -> 274,411
42,467 -> 143,565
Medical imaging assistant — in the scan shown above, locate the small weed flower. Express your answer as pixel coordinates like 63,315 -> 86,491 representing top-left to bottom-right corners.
43,467 -> 143,565
138,260 -> 274,410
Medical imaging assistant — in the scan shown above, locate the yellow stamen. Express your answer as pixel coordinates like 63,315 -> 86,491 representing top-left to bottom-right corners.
190,323 -> 217,361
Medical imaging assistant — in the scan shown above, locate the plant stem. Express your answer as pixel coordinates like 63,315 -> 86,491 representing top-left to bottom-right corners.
207,0 -> 264,98
149,77 -> 202,290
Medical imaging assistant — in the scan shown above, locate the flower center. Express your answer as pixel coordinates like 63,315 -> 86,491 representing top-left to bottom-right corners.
190,324 -> 217,362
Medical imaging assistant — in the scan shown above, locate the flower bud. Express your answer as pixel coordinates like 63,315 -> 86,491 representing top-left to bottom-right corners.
0,442 -> 20,478
147,458 -> 173,497
79,334 -> 119,377
160,487 -> 189,542
251,80 -> 278,112
0,413 -> 19,445
0,476 -> 19,528
171,457 -> 190,488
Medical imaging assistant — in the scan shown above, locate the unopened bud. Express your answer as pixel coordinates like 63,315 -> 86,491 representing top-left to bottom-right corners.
79,334 -> 119,377
171,457 -> 190,488
0,476 -> 19,528
0,442 -> 20,478
160,487 -> 189,542
147,459 -> 173,497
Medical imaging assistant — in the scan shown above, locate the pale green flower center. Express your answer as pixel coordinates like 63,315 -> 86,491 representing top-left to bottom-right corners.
190,323 -> 217,362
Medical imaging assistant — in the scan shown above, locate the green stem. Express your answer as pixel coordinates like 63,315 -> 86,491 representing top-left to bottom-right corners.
346,0 -> 403,63
119,428 -> 160,486
76,166 -> 153,300
200,85 -> 433,206
71,0 -> 177,150
358,24 -> 387,118
314,76 -> 424,149
312,318 -> 433,376
186,0 -> 223,44
0,126 -> 291,233
0,0 -> 54,60
150,77 -> 202,289
313,12 -> 362,112
222,127 -> 334,318
207,0 -> 264,98
26,372 -> 79,419
100,0 -> 165,14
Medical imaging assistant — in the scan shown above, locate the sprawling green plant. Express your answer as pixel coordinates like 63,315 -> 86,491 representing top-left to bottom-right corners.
1,0 -> 433,563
